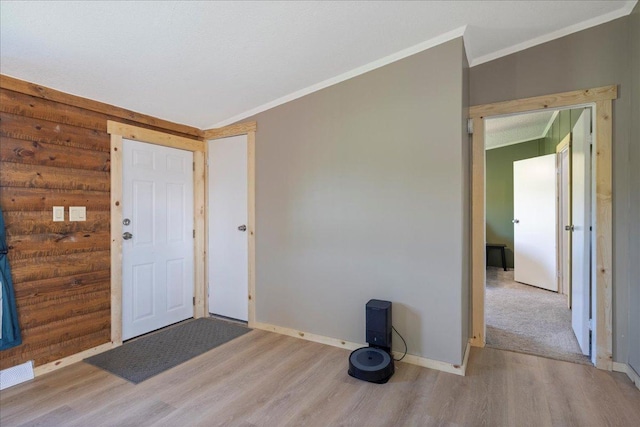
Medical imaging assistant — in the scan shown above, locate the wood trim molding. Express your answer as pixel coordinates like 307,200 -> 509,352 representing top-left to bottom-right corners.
193,150 -> 207,319
107,121 -> 204,152
469,85 -> 617,118
247,131 -> 257,327
33,342 -> 117,377
110,134 -> 124,346
594,99 -> 613,370
556,133 -> 571,153
1,74 -> 202,139
203,121 -> 257,140
470,88 -> 615,372
612,362 -> 640,391
252,322 -> 469,376
470,117 -> 485,348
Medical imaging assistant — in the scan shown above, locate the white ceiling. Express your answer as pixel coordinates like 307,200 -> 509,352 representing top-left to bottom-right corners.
485,111 -> 557,150
0,1 -> 635,129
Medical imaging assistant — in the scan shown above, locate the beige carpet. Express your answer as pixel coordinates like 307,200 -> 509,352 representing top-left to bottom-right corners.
485,267 -> 591,365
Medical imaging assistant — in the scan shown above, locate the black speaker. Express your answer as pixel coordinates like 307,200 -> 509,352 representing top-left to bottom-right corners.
366,299 -> 392,351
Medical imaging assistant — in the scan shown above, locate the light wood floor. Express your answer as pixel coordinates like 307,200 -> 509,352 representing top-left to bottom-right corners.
1,330 -> 639,427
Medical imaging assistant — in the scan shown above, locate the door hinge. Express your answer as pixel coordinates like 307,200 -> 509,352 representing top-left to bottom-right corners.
193,229 -> 195,238
467,119 -> 474,135
193,297 -> 196,306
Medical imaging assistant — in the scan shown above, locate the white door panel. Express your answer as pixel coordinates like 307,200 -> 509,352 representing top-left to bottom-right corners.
513,154 -> 557,291
571,109 -> 591,356
208,135 -> 248,321
122,139 -> 194,340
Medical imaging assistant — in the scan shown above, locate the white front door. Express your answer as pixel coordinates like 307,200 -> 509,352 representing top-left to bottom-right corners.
208,135 -> 248,321
122,139 -> 194,340
513,153 -> 557,291
571,108 -> 591,356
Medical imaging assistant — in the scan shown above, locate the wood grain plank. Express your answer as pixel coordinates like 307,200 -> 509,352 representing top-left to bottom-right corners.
17,309 -> 110,345
469,85 -> 617,118
6,230 -> 110,260
107,121 -> 204,152
595,99 -> 613,370
0,112 -> 110,152
470,117 -> 485,347
0,75 -> 202,139
0,188 -> 109,211
0,88 -> 203,140
13,270 -> 110,300
3,210 -> 109,235
10,251 -> 110,283
0,329 -> 111,369
0,88 -> 110,131
2,338 -> 640,425
0,136 -> 111,171
202,121 -> 257,139
0,162 -> 109,191
17,290 -> 110,329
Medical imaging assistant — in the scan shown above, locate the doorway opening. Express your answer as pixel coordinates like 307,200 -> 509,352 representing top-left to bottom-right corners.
469,85 -> 615,370
484,107 -> 591,364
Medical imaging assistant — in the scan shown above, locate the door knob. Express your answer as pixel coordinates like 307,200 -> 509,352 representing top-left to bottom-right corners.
237,225 -> 247,232
123,232 -> 133,240
512,219 -> 520,224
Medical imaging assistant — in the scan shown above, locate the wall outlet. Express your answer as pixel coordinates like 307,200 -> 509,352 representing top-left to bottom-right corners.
53,206 -> 64,222
69,206 -> 86,222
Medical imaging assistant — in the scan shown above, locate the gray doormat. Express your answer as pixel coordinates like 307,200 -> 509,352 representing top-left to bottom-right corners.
85,317 -> 250,383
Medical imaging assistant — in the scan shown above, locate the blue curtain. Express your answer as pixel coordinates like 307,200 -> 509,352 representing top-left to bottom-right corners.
0,206 -> 21,350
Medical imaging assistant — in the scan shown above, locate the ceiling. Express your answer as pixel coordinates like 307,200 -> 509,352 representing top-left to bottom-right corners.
485,110 -> 557,150
0,1 -> 635,129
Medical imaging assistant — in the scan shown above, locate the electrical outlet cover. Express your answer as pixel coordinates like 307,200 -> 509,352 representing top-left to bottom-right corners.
69,206 -> 86,221
53,206 -> 64,222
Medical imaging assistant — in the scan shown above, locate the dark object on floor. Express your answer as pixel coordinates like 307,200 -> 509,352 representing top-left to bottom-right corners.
486,243 -> 508,271
349,299 -> 394,384
85,318 -> 250,383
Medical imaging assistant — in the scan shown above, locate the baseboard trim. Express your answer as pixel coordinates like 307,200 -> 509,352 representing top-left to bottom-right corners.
251,322 -> 469,376
33,342 -> 119,377
612,362 -> 640,391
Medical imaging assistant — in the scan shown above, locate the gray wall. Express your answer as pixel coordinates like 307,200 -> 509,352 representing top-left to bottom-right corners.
470,15 -> 634,364
628,2 -> 640,376
253,38 -> 469,364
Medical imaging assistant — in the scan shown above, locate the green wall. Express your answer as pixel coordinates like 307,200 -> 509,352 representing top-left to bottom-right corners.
485,109 -> 583,268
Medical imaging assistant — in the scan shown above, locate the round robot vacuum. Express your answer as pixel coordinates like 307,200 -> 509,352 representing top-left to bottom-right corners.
348,347 -> 395,384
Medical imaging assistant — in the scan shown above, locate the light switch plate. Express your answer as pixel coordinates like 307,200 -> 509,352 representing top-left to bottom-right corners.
69,206 -> 86,222
53,206 -> 64,222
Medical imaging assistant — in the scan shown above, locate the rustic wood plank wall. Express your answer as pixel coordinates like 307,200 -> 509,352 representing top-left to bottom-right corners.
0,75 -> 202,369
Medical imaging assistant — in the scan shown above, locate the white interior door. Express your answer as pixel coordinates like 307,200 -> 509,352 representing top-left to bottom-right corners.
208,135 -> 248,321
513,153 -> 557,291
571,109 -> 591,356
558,142 -> 571,304
122,139 -> 194,340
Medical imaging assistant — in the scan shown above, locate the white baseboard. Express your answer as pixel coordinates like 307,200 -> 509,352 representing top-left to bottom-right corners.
612,362 -> 640,391
33,342 -> 118,377
251,322 -> 469,376
0,361 -> 34,390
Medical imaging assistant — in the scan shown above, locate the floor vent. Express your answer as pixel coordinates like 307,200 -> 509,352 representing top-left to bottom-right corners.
0,361 -> 34,390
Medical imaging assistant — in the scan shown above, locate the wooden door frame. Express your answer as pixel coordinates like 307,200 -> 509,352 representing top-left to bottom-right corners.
469,86 -> 616,370
203,122 -> 257,327
108,121 -> 206,345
